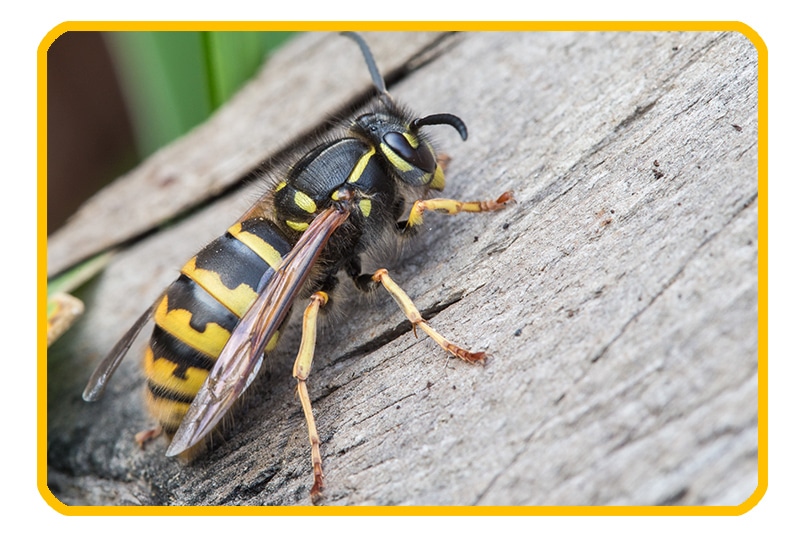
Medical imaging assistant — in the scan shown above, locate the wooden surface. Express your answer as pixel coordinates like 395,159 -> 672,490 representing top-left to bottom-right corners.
46,31 -> 759,507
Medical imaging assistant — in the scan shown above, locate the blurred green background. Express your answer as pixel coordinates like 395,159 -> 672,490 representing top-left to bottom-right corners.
47,31 -> 294,234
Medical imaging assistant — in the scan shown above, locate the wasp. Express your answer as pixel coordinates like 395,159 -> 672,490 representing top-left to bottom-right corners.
83,32 -> 513,502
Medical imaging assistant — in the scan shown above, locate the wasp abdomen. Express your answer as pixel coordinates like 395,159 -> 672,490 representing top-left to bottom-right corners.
144,217 -> 292,435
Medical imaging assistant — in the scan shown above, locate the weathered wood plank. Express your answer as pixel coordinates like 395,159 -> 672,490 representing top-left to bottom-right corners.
46,31 -> 758,507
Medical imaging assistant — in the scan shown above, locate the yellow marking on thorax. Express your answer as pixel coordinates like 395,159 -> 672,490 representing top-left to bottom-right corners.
264,331 -> 280,352
294,191 -> 317,214
359,199 -> 372,217
228,222 -> 283,269
347,146 -> 376,183
286,220 -> 309,232
153,295 -> 231,357
180,257 -> 257,317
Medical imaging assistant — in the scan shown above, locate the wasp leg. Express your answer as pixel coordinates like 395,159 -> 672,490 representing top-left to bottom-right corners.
134,426 -> 162,448
396,191 -> 514,233
371,269 -> 485,364
293,291 -> 329,502
403,191 -> 515,230
346,256 -> 381,293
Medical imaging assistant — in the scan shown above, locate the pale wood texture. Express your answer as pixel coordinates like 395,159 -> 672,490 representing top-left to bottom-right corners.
47,31 -> 759,507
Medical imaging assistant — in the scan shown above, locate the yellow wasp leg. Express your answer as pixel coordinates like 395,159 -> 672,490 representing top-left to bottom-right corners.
406,191 -> 514,228
293,291 -> 329,501
371,269 -> 485,364
134,426 -> 162,449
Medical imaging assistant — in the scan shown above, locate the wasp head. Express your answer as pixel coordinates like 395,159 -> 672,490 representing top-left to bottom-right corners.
354,110 -> 467,189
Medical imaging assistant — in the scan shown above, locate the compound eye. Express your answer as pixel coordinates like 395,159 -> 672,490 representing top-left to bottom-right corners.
383,132 -> 435,173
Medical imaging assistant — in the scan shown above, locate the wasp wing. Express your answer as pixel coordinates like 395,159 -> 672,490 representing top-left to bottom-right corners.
83,302 -> 156,402
166,206 -> 351,456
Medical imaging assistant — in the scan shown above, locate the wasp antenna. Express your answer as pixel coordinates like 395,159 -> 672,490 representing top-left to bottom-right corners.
412,113 -> 469,141
341,32 -> 393,104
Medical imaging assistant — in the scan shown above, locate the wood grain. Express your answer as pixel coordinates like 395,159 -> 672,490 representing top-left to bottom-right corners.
46,31 -> 759,507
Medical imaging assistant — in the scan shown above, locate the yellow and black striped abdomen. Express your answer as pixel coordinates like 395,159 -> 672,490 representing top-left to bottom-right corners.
144,217 -> 293,435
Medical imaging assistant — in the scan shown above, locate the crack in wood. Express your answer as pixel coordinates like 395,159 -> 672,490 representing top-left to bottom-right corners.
326,291 -> 467,367
614,98 -> 660,133
656,486 -> 689,505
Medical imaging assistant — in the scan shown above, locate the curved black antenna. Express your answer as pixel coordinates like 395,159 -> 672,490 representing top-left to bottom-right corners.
341,32 -> 393,105
412,113 -> 469,141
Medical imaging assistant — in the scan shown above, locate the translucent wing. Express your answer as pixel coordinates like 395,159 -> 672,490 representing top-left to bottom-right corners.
83,302 -> 156,402
166,205 -> 351,456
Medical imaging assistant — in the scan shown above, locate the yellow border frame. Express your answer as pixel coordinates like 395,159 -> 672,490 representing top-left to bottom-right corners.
38,21 -> 767,516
